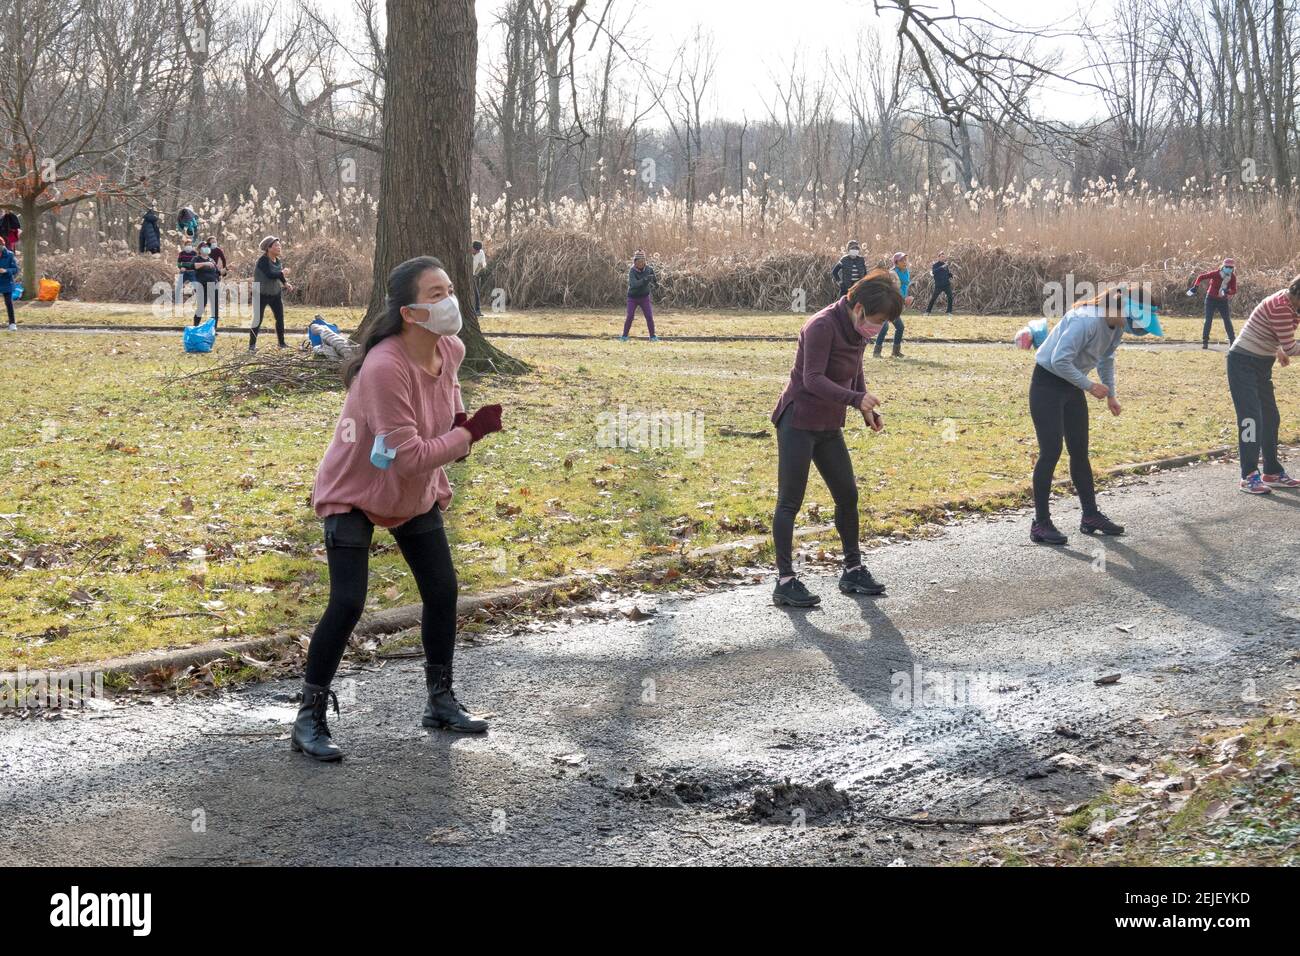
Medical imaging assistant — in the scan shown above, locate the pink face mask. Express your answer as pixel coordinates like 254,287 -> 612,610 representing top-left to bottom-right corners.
851,306 -> 883,338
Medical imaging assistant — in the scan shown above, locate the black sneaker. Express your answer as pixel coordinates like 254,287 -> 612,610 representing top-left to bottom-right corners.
773,577 -> 821,607
1080,512 -> 1125,536
839,566 -> 886,595
1030,519 -> 1067,545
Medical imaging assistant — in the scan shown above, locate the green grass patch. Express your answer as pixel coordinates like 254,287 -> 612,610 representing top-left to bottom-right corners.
1,327 -> 1294,667
22,298 -> 1223,345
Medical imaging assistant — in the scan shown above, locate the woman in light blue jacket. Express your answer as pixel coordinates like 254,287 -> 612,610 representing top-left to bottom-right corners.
1028,283 -> 1160,545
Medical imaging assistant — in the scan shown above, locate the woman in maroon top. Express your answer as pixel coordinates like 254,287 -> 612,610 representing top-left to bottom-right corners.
771,269 -> 902,607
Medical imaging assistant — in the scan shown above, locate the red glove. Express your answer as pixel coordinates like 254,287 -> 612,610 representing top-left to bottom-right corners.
452,412 -> 469,460
462,404 -> 503,443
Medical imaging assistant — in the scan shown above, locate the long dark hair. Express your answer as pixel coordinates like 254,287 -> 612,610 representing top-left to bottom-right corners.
342,255 -> 445,388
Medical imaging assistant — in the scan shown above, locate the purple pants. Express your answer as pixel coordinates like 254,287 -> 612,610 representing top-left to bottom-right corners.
623,295 -> 655,337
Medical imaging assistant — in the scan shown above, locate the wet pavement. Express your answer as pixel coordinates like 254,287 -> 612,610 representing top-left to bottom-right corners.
1,456 -> 1297,865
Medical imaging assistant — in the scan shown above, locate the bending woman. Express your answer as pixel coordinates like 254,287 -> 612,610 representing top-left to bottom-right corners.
296,255 -> 504,761
1228,278 -> 1300,494
770,269 -> 900,607
1028,284 -> 1156,544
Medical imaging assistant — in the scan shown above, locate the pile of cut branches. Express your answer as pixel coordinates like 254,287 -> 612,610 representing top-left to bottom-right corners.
169,347 -> 349,399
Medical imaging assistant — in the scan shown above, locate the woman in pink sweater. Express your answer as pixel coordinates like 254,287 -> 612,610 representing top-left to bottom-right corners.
294,256 -> 504,761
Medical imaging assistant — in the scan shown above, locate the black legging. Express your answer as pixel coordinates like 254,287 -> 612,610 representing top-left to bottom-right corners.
772,406 -> 860,578
1029,363 -> 1098,523
303,505 -> 458,687
4,292 -> 13,326
926,286 -> 954,314
250,293 -> 285,348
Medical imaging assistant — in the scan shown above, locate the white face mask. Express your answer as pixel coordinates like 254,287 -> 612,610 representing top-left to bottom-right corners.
200,246 -> 210,255
409,295 -> 462,335
848,249 -> 860,257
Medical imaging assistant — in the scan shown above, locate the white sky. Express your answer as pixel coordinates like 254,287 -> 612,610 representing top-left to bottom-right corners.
308,0 -> 1111,123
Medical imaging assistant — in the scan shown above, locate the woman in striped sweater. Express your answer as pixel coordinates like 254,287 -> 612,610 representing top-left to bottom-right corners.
1227,279 -> 1300,494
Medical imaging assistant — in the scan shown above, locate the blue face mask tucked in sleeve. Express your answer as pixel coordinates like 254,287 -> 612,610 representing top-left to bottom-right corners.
371,434 -> 397,469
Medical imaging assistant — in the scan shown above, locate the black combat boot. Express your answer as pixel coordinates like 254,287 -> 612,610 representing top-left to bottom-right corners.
290,681 -> 343,762
422,664 -> 489,733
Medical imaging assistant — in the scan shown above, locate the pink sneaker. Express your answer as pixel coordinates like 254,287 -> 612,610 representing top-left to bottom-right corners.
1240,472 -> 1272,495
1261,470 -> 1300,489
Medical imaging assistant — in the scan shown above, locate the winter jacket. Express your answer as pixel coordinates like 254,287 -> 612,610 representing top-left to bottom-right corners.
1190,269 -> 1237,299
0,246 -> 18,292
932,260 -> 953,289
177,208 -> 199,239
832,254 -> 866,292
201,243 -> 227,275
256,254 -> 286,296
139,211 -> 161,253
627,265 -> 657,298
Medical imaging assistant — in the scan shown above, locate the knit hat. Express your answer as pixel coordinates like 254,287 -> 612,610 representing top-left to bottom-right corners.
847,239 -> 861,251
1222,257 -> 1235,268
632,249 -> 646,262
260,236 -> 280,253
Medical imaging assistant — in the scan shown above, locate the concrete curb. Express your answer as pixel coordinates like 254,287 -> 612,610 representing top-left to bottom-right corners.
41,438 -> 1258,681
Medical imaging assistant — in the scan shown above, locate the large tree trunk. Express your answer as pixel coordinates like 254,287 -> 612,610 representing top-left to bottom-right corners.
20,196 -> 38,297
364,0 -> 523,374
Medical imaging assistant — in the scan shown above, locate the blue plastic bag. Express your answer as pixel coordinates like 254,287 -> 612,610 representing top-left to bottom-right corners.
1123,299 -> 1164,337
308,318 -> 339,347
183,317 -> 217,353
10,282 -> 21,300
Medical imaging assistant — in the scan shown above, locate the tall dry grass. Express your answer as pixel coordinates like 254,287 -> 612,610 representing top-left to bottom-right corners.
39,177 -> 1300,315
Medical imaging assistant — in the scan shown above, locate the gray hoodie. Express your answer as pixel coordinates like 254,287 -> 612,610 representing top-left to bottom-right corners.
1035,306 -> 1123,396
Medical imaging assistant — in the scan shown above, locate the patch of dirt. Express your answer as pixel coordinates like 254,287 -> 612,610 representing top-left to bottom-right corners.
613,768 -> 767,809
748,778 -> 852,823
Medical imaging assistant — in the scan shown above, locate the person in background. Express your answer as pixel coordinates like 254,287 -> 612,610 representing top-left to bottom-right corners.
0,241 -> 18,330
769,268 -> 901,608
251,236 -> 293,351
0,210 -> 20,252
874,251 -> 912,358
1227,278 -> 1300,495
138,209 -> 161,254
925,252 -> 954,315
177,206 -> 200,241
192,241 -> 221,326
1188,257 -> 1237,348
176,238 -> 199,320
1026,284 -> 1154,545
471,239 -> 486,317
201,236 -> 228,324
622,250 -> 659,342
831,239 -> 867,297
296,255 -> 504,760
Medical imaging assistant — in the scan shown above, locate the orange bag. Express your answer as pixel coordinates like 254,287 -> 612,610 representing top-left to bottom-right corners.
37,278 -> 61,302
